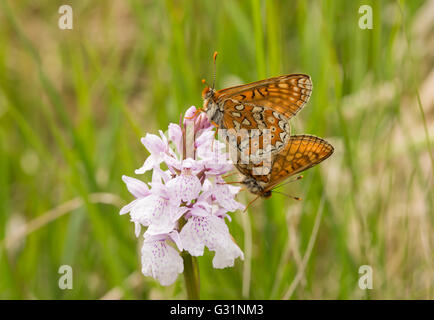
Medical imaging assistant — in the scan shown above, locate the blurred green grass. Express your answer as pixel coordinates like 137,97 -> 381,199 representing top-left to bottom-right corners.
0,0 -> 433,299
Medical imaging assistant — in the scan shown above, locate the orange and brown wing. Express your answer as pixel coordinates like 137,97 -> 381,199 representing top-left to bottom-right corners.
214,74 -> 312,119
234,135 -> 333,195
220,99 -> 291,156
263,134 -> 334,191
234,160 -> 273,186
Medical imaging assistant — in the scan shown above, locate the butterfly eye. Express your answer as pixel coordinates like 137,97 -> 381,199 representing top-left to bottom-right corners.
263,191 -> 272,198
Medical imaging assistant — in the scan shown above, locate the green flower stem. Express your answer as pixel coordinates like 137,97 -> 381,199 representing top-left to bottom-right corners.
181,116 -> 200,299
182,252 -> 200,300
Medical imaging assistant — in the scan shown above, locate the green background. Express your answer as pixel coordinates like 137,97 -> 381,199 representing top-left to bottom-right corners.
0,0 -> 433,299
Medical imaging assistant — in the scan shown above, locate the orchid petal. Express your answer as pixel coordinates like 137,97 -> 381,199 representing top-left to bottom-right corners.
141,240 -> 184,286
122,175 -> 150,198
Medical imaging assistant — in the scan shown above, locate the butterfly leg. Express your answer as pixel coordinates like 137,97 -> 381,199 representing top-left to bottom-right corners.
185,108 -> 204,120
210,120 -> 219,129
243,194 -> 261,212
217,181 -> 243,185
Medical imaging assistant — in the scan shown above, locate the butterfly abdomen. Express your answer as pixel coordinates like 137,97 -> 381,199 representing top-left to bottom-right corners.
241,176 -> 263,195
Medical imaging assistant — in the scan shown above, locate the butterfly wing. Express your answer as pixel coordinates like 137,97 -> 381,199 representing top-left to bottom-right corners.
215,74 -> 312,119
236,134 -> 333,192
220,99 -> 291,156
263,134 -> 334,191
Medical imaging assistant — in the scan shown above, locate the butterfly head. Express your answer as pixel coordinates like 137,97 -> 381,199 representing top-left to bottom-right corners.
202,83 -> 223,126
262,190 -> 272,198
201,85 -> 215,101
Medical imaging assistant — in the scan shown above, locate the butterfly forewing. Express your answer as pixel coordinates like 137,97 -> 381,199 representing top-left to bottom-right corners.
221,99 -> 291,156
214,74 -> 311,157
215,74 -> 312,119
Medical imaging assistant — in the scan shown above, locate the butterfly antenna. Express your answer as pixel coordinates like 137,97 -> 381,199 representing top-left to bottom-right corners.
243,194 -> 261,212
273,175 -> 304,190
222,172 -> 239,179
273,191 -> 302,201
212,51 -> 218,90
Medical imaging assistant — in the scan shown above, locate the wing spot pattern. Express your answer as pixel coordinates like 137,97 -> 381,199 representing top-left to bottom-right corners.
242,118 -> 251,126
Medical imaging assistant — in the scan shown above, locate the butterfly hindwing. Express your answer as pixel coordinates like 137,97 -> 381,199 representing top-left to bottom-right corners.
236,134 -> 334,195
265,134 -> 334,191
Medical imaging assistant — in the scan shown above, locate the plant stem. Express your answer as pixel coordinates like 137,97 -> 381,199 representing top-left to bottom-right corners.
182,252 -> 200,299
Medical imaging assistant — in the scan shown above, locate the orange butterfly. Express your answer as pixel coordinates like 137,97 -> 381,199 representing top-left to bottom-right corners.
236,134 -> 334,199
200,52 -> 312,156
198,52 -> 333,201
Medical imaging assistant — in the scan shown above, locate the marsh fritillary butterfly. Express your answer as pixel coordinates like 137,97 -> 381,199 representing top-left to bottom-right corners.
199,52 -> 333,200
200,52 -> 312,156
